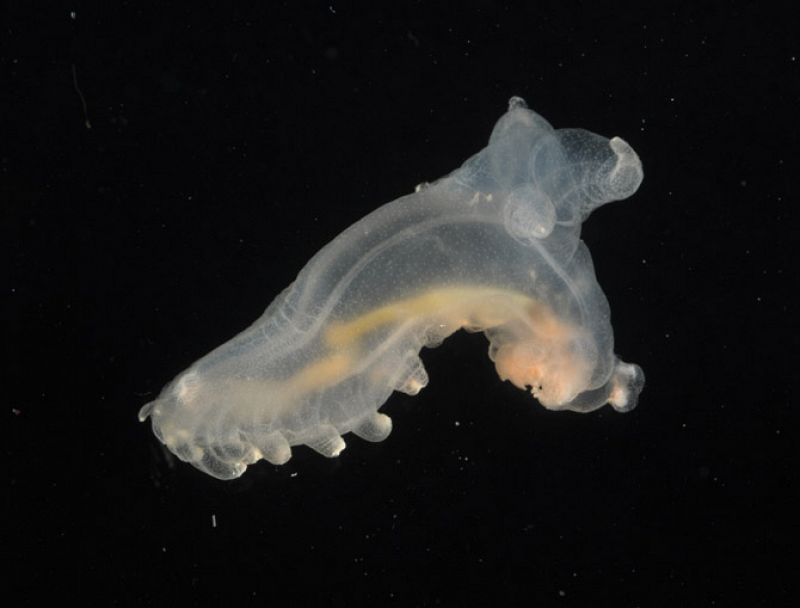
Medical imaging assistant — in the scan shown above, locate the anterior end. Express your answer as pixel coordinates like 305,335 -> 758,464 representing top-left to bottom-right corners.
494,343 -> 542,391
494,342 -> 585,407
352,412 -> 392,443
489,298 -> 596,407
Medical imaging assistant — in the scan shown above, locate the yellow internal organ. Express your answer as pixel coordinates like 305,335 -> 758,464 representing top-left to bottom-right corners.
324,285 -> 589,406
325,286 -> 532,348
257,285 -> 589,409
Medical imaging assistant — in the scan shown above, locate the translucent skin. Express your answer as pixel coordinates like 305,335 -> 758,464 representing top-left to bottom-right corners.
139,97 -> 645,480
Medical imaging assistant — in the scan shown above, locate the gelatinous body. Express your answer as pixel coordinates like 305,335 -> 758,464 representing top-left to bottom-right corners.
139,97 -> 645,479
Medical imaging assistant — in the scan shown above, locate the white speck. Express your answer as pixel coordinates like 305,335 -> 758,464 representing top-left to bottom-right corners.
454,420 -> 460,427
290,472 -> 298,477
70,11 -> 76,19
211,514 -> 217,528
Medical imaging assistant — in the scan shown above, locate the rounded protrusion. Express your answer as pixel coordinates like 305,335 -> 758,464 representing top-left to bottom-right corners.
607,360 -> 645,413
504,185 -> 556,243
489,97 -> 552,151
607,137 -> 644,200
257,431 -> 292,465
198,451 -> 247,480
508,95 -> 528,110
138,401 -> 155,421
423,334 -> 444,349
306,425 -> 347,458
352,412 -> 393,443
394,357 -> 429,396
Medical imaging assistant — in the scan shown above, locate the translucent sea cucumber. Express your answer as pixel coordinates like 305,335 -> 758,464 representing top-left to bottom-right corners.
139,97 -> 645,479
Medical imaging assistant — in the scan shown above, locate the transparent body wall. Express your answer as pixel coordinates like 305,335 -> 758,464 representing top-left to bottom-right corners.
140,97 -> 645,480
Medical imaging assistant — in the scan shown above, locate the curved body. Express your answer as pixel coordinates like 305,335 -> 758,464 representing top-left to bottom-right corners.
140,97 -> 645,479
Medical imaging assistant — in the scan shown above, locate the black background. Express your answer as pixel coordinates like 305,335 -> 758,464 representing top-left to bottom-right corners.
6,2 -> 796,606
